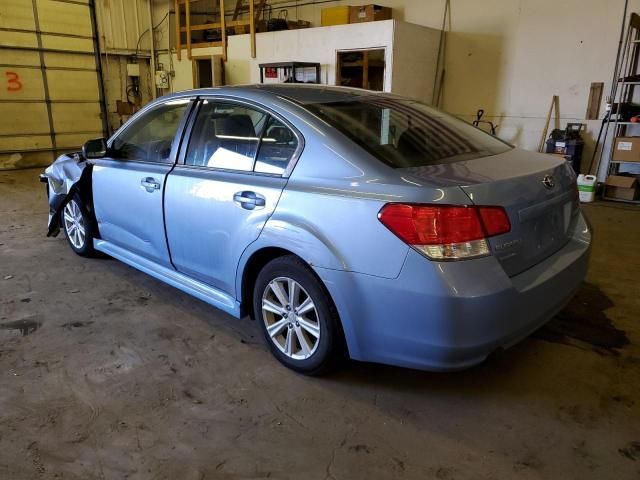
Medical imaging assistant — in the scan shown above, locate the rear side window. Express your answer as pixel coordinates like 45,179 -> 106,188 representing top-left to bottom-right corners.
185,100 -> 299,174
186,101 -> 268,171
305,97 -> 511,168
254,117 -> 299,175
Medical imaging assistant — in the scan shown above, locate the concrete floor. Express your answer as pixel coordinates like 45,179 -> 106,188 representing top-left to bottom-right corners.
0,167 -> 639,480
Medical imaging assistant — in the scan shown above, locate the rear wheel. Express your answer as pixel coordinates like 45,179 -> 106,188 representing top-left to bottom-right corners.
254,255 -> 344,375
61,194 -> 95,257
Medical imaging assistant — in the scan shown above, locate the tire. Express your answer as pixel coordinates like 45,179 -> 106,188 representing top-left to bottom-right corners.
61,193 -> 96,257
254,255 -> 345,375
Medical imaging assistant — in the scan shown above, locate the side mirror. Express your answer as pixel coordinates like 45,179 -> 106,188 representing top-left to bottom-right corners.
82,138 -> 107,159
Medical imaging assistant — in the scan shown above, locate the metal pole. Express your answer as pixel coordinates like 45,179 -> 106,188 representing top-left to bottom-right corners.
30,0 -> 56,162
250,0 -> 256,58
90,0 -> 110,137
147,0 -> 157,99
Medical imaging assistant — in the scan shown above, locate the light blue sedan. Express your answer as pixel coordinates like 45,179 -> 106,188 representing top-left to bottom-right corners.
42,85 -> 591,374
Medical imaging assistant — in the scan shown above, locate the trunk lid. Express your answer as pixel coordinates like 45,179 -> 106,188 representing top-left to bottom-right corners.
400,148 -> 580,276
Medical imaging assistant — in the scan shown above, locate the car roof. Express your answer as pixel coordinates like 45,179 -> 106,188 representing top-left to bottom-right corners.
165,84 -> 396,105
244,84 -> 379,104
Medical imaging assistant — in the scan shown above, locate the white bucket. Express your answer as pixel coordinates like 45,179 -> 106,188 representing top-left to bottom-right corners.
577,174 -> 596,203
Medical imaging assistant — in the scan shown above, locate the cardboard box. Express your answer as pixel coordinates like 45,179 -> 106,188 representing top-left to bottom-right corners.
321,6 -> 350,26
349,4 -> 392,23
605,174 -> 639,201
613,136 -> 640,163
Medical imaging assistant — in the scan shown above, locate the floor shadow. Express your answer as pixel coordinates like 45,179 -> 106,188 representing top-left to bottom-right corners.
93,258 -> 631,397
533,282 -> 629,355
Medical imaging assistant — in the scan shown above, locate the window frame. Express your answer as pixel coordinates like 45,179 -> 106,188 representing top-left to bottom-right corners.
177,96 -> 304,178
106,97 -> 196,165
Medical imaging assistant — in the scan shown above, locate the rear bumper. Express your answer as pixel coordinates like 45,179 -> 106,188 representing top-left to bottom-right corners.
316,211 -> 591,371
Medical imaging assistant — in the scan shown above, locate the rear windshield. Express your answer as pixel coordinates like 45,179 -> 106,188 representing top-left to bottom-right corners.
305,97 -> 512,168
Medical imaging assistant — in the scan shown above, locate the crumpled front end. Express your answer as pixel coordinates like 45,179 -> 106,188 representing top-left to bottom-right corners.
41,152 -> 92,237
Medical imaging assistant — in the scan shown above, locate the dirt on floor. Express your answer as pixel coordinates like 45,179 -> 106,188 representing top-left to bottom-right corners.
0,168 -> 639,480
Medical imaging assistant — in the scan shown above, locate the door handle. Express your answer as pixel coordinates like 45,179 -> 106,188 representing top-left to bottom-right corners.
233,191 -> 266,210
141,177 -> 161,193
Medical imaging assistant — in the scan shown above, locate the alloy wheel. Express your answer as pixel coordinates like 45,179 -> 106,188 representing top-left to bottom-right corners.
63,199 -> 86,249
261,276 -> 321,360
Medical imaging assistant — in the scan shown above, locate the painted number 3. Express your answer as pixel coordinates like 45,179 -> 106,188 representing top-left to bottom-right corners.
6,71 -> 23,91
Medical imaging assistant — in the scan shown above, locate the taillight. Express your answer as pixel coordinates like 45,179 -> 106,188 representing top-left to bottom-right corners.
477,206 -> 511,237
378,204 -> 511,260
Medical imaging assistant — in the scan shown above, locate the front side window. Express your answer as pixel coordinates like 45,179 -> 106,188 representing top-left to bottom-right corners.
185,101 -> 268,171
111,100 -> 190,163
305,97 -> 512,168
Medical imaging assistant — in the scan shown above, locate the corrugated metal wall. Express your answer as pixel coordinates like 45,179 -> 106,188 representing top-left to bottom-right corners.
0,0 -> 107,169
95,0 -> 164,53
94,0 -> 171,133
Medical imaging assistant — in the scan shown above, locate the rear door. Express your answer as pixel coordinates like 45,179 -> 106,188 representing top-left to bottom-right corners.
93,99 -> 193,267
164,98 -> 301,295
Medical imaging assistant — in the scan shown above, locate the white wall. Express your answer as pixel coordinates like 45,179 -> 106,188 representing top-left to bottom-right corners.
391,20 -> 440,104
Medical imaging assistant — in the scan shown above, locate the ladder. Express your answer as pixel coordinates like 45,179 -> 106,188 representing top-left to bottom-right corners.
598,12 -> 640,203
174,0 -> 262,61
232,0 -> 267,23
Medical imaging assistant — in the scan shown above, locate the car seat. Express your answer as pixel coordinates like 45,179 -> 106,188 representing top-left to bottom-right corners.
217,114 -> 257,159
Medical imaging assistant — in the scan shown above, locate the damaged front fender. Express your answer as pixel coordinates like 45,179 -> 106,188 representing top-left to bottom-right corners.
42,152 -> 95,237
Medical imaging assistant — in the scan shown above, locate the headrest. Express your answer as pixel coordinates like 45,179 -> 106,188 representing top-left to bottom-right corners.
266,125 -> 294,143
217,114 -> 256,138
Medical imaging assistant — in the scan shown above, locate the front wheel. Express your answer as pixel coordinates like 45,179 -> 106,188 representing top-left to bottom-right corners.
61,194 -> 95,257
254,255 -> 344,375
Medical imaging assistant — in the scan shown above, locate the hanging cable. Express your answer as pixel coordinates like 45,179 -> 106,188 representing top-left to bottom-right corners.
134,10 -> 170,58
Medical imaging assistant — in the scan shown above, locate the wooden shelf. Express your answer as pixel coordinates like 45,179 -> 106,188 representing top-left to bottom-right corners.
180,19 -> 251,32
341,60 -> 384,68
175,0 -> 260,61
189,41 -> 223,48
603,195 -> 640,204
181,23 -> 218,32
336,48 -> 385,91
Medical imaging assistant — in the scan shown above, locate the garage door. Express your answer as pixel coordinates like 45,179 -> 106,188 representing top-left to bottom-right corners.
0,0 -> 106,169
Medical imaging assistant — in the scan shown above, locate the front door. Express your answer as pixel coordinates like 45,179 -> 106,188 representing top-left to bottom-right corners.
164,99 -> 301,296
93,99 -> 193,267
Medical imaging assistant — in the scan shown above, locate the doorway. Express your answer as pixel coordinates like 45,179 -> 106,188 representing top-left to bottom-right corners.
193,57 -> 214,88
336,48 -> 386,91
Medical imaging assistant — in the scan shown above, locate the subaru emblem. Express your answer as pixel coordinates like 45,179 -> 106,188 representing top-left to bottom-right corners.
542,175 -> 555,189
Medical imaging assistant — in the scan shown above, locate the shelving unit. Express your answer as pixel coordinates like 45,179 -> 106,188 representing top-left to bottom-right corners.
258,62 -> 321,84
600,12 -> 640,204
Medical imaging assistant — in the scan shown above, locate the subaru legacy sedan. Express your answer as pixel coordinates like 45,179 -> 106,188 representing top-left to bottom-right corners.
42,85 -> 591,374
